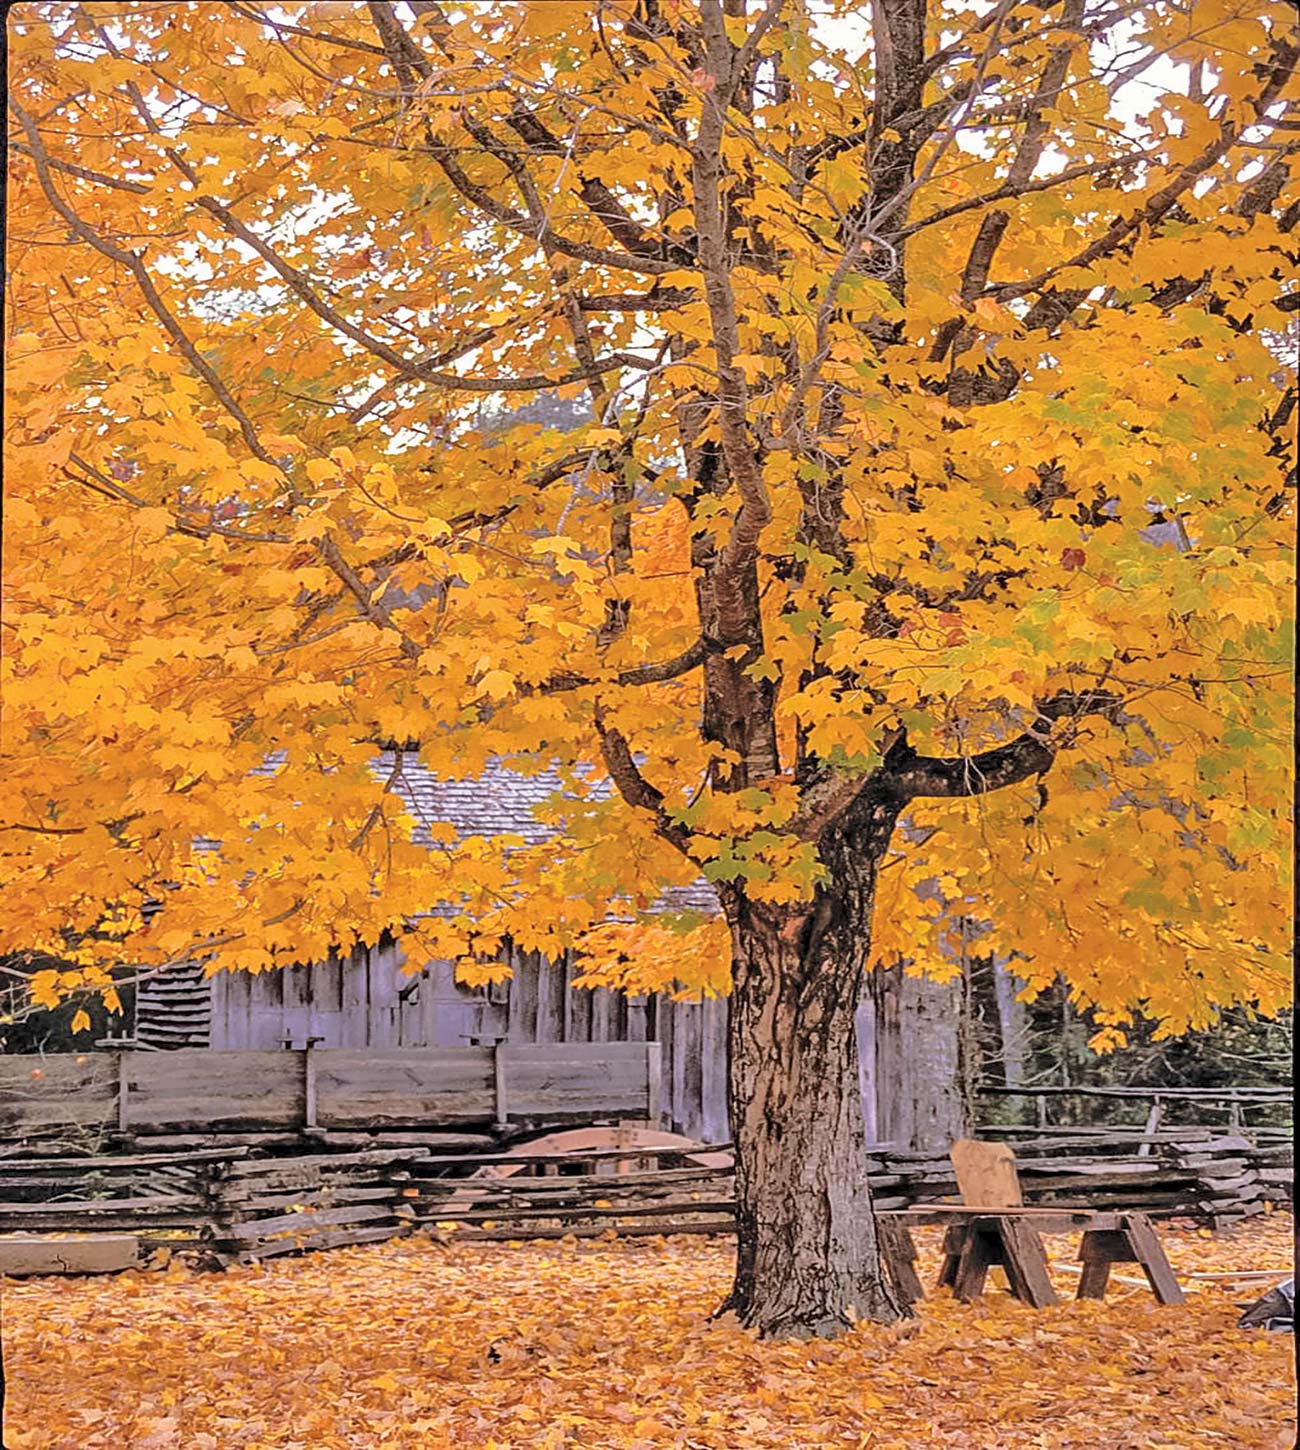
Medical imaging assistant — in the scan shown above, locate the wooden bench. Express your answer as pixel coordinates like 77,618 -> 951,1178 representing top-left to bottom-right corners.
877,1139 -> 1185,1310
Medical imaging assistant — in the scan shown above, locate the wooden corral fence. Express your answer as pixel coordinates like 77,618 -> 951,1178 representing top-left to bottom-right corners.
979,1083 -> 1293,1139
0,1042 -> 660,1140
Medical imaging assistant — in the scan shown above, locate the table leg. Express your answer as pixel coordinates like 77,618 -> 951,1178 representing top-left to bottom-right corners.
998,1219 -> 1059,1308
1122,1213 -> 1186,1306
937,1223 -> 965,1291
877,1218 -> 925,1307
1077,1230 -> 1120,1299
952,1224 -> 1000,1302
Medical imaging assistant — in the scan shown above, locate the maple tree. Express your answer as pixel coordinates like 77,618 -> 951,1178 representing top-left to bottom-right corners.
3,0 -> 1295,1336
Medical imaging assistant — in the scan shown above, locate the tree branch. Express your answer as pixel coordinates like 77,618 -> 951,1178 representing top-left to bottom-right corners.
887,691 -> 1124,799
541,636 -> 718,694
593,709 -> 693,858
989,37 -> 1300,304
8,139 -> 152,194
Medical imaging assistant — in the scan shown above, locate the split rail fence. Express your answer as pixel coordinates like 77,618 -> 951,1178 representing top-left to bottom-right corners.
1,1131 -> 1288,1267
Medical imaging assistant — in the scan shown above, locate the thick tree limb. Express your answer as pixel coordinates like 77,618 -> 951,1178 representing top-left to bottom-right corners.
695,0 -> 771,601
886,691 -> 1124,799
540,636 -> 718,695
593,710 -> 693,858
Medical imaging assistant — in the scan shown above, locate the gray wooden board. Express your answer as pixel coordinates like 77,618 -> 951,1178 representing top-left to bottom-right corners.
127,1049 -> 304,1128
2,1043 -> 655,1136
0,1234 -> 139,1276
504,1043 -> 654,1119
700,999 -> 728,1144
313,1048 -> 496,1125
0,1054 -> 118,1132
366,942 -> 400,1048
338,946 -> 369,1048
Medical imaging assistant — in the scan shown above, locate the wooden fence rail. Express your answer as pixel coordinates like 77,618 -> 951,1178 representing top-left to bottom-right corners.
1,1129 -> 1289,1264
0,1043 -> 661,1138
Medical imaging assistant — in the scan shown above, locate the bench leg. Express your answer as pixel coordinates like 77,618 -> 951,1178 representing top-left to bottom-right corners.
1122,1213 -> 1185,1306
1077,1230 -> 1119,1299
877,1218 -> 925,1307
999,1219 -> 1059,1308
937,1223 -> 965,1291
952,1224 -> 1001,1302
1078,1219 -> 1185,1306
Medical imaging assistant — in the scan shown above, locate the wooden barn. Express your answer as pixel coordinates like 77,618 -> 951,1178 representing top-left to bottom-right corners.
125,757 -> 730,1141
118,755 -> 966,1150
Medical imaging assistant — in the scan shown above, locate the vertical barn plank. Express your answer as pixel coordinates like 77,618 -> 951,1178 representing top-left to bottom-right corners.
624,995 -> 648,1043
418,963 -> 437,1047
561,952 -> 575,1042
590,989 -> 613,1043
367,942 -> 399,1048
534,951 -> 554,1043
569,983 -> 593,1044
857,997 -> 878,1144
671,1000 -> 690,1138
248,968 -> 286,1050
508,946 -> 540,1043
340,945 -> 369,1048
226,968 -> 250,1050
208,969 -> 230,1050
282,961 -> 311,1047
684,1002 -> 706,1141
700,996 -> 729,1143
311,953 -> 343,1046
427,960 -> 471,1046
393,939 -> 421,1048
539,957 -> 567,1043
653,995 -> 674,1132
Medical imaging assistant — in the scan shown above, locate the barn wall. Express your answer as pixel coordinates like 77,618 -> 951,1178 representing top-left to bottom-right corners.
208,943 -> 729,1142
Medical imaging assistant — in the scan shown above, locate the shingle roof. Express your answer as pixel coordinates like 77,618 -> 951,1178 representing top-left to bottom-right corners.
376,752 -> 721,919
383,754 -> 585,847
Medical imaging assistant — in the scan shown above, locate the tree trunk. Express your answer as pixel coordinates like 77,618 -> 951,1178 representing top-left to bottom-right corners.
992,954 -> 1028,1089
721,794 -> 907,1337
868,961 -> 968,1154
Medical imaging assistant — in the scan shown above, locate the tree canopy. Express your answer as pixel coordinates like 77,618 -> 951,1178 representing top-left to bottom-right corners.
4,0 -> 1295,1042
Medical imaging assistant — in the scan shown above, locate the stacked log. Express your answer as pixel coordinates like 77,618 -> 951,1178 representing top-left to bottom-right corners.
1161,1135 -> 1274,1226
1,1130 -> 1288,1253
1254,1142 -> 1294,1205
200,1147 -> 432,1264
407,1144 -> 737,1240
0,1148 -> 229,1241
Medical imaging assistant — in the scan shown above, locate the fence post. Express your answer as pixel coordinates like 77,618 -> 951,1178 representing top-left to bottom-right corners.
116,1050 -> 130,1133
493,1043 -> 509,1129
303,1044 -> 319,1130
1138,1098 -> 1163,1156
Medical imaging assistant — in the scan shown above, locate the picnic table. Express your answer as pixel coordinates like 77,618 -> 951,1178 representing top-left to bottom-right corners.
876,1140 -> 1186,1310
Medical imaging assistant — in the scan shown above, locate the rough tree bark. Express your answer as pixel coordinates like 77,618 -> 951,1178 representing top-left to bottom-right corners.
721,787 -> 908,1336
992,954 -> 1029,1089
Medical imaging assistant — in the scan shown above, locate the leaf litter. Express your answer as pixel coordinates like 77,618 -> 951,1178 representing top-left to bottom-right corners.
2,1215 -> 1293,1448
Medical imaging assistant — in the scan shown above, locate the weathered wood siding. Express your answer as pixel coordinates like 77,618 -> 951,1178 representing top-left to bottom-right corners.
134,959 -> 211,1050
209,944 -> 729,1141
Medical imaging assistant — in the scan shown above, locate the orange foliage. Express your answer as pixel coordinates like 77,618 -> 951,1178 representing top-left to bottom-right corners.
2,0 -> 1295,1033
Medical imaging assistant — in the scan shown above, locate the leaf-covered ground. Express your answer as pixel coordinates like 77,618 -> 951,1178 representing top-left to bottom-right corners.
3,1215 -> 1294,1448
